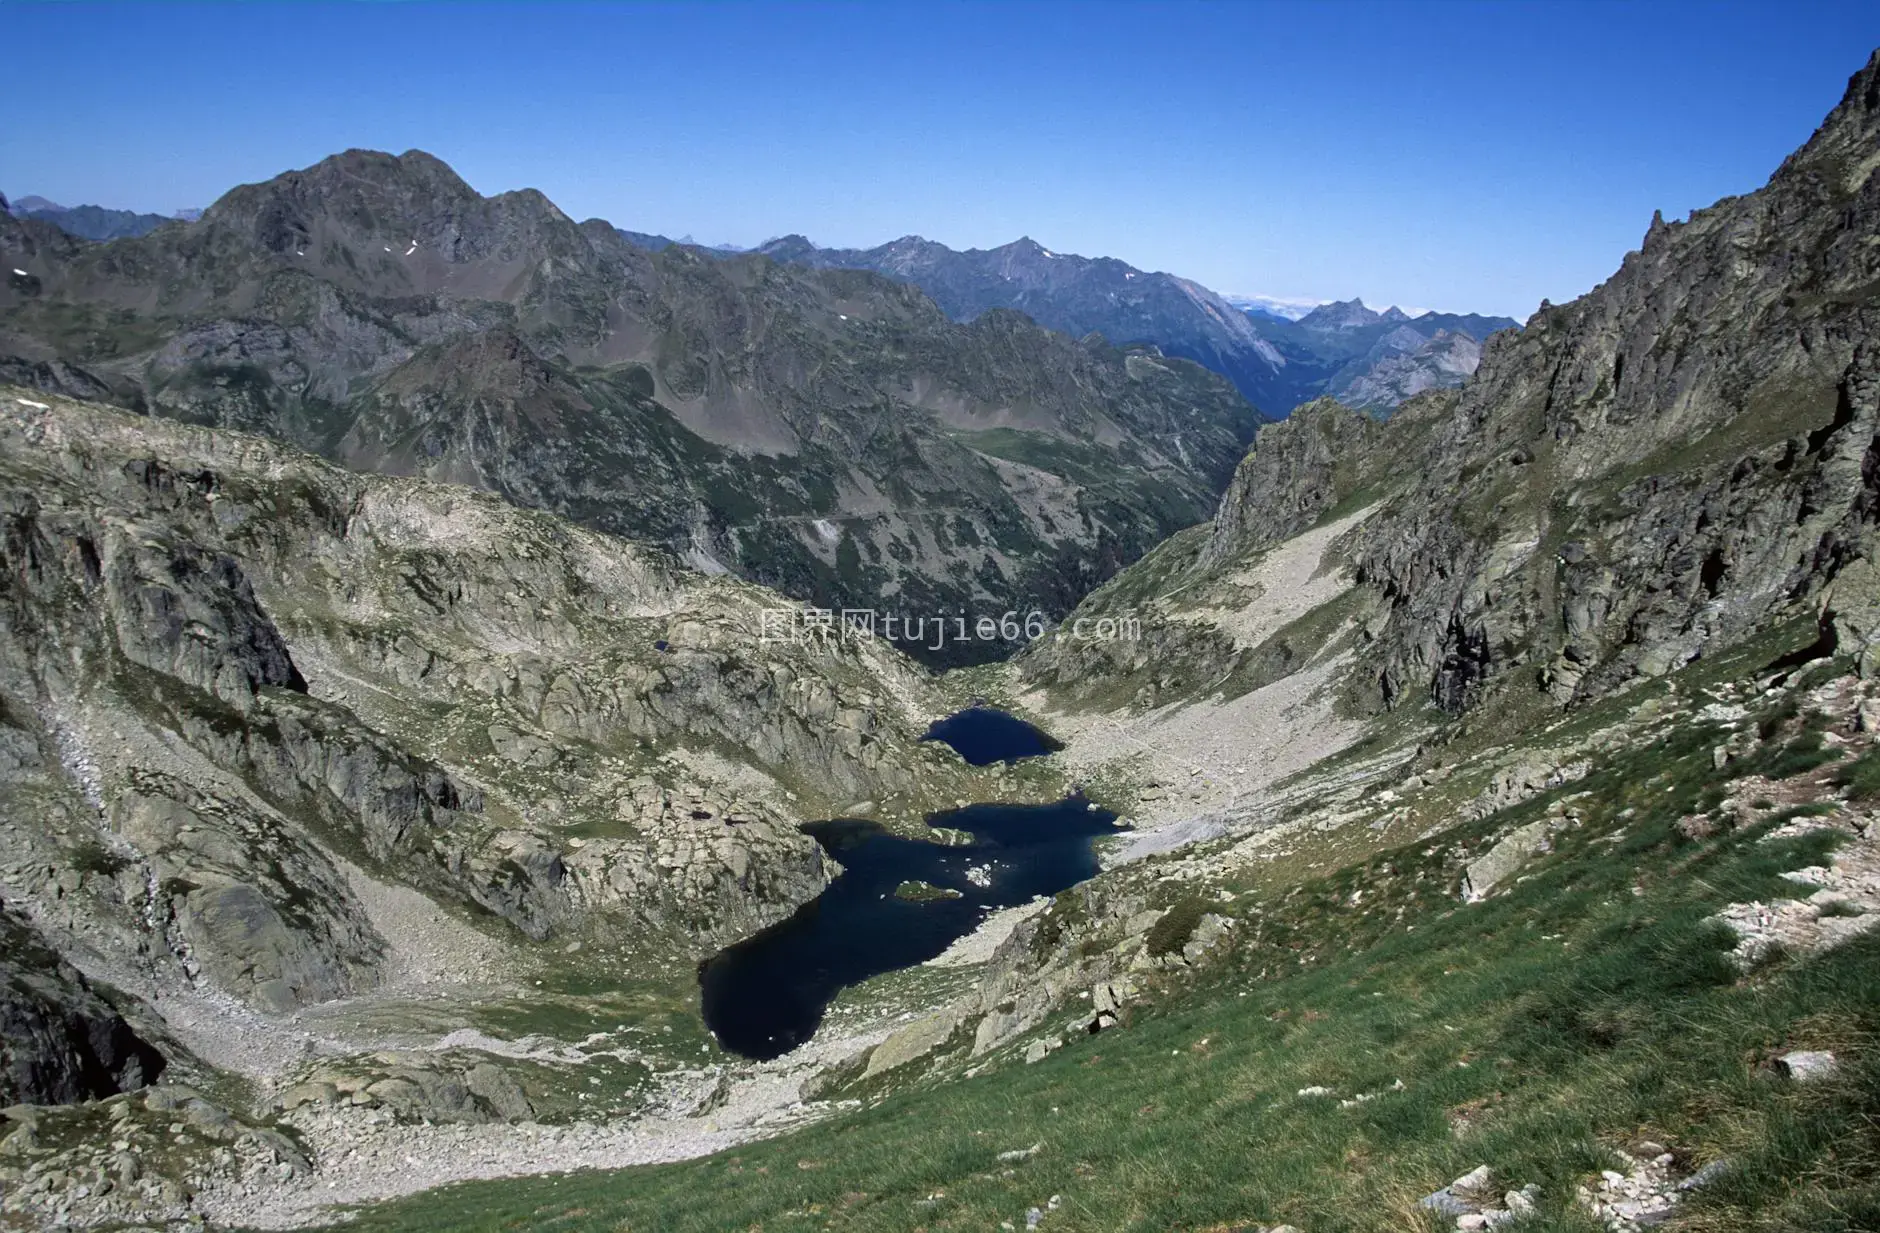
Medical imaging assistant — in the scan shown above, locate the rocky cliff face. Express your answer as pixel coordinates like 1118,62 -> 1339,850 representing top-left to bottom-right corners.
1345,51 -> 1880,710
0,152 -> 1263,666
0,386 -> 1001,1031
0,909 -> 165,1106
1326,327 -> 1483,410
1059,52 -> 1880,719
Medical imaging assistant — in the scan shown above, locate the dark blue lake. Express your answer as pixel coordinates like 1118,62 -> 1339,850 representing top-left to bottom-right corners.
698,797 -> 1120,1060
922,706 -> 1062,765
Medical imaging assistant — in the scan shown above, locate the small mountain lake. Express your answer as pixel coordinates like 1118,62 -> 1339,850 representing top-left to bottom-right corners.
921,705 -> 1062,765
699,796 -> 1120,1061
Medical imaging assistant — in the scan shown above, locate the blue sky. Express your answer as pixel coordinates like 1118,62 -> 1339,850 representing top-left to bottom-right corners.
2,1 -> 1875,318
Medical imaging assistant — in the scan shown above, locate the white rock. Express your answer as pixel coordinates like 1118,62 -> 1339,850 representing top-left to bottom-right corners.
1778,1049 -> 1837,1082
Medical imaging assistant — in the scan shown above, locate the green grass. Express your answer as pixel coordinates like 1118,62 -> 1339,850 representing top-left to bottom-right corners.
1748,730 -> 1846,781
1835,746 -> 1880,803
1144,896 -> 1208,958
326,704 -> 1880,1233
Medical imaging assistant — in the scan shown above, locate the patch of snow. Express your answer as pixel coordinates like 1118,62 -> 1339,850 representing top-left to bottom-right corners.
811,518 -> 842,545
11,268 -> 26,276
14,398 -> 50,410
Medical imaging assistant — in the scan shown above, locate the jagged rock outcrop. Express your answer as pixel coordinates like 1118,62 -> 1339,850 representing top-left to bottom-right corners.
1328,328 -> 1483,410
1202,396 -> 1396,563
0,908 -> 164,1105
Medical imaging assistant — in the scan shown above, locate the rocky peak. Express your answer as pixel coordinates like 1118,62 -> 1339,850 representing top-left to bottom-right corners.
990,236 -> 1061,277
1772,47 -> 1880,185
1374,323 -> 1429,354
206,148 -> 475,229
873,234 -> 952,271
1355,63 -> 1877,707
1176,46 -> 1880,714
193,147 -> 593,294
754,233 -> 821,262
1202,396 -> 1388,564
1298,297 -> 1384,331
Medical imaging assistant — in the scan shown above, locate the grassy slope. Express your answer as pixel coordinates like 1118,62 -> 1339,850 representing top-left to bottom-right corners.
329,657 -> 1880,1232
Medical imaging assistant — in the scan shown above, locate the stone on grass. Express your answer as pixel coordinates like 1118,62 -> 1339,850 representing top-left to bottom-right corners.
1777,1050 -> 1837,1082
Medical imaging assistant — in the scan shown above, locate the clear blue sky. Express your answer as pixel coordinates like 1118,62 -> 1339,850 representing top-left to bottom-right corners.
3,1 -> 1875,318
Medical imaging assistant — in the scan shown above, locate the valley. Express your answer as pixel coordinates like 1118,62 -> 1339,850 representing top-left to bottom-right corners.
0,28 -> 1877,1233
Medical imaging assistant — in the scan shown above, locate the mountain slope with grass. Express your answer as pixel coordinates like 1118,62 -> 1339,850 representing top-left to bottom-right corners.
332,638 -> 1880,1233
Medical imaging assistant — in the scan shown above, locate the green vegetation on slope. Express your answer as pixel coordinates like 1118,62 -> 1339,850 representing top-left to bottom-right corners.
330,686 -> 1880,1233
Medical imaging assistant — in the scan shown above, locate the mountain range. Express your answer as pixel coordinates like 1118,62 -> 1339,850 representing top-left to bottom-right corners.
3,194 -> 197,241
6,187 -> 1518,421
744,233 -> 1521,414
0,41 -> 1877,1233
0,155 -> 1264,665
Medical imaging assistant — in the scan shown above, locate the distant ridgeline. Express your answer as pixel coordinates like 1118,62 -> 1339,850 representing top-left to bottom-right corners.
3,193 -> 194,241
0,154 -> 1268,666
741,233 -> 1521,415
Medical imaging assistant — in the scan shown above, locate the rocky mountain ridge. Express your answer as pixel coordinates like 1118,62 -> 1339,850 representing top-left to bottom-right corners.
1025,48 -> 1880,722
0,151 -> 1264,666
0,382 -> 1054,1093
2,196 -> 188,243
751,235 -> 1519,414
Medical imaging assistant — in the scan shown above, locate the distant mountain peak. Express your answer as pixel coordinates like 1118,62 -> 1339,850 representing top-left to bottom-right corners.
996,235 -> 1063,259
756,234 -> 819,260
1299,298 -> 1384,330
